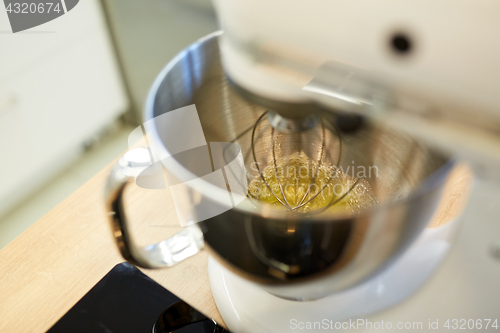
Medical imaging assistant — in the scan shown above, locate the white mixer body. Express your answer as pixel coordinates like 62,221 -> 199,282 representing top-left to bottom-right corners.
213,0 -> 500,172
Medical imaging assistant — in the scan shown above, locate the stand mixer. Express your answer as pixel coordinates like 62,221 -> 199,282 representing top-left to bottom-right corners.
213,0 -> 500,174
106,1 -> 500,331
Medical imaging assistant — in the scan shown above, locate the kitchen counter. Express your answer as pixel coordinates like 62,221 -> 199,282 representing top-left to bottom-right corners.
0,156 -> 223,332
2,151 -> 499,332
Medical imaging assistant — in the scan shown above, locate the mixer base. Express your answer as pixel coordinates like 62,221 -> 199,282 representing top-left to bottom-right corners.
208,220 -> 458,333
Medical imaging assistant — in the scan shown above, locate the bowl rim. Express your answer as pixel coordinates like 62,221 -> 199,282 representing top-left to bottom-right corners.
144,30 -> 457,222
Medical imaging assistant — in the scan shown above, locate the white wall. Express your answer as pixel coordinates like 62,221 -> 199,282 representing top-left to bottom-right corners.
0,0 -> 129,217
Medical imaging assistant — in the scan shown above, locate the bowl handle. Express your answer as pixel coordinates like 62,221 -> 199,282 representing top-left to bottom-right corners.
105,156 -> 204,268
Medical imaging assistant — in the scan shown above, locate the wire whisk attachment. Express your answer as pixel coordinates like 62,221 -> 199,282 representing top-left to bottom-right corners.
248,110 -> 362,214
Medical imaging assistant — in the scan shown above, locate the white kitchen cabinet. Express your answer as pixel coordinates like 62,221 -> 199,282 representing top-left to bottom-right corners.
0,0 -> 128,217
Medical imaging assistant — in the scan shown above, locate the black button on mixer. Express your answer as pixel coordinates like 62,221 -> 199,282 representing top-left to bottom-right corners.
391,33 -> 413,54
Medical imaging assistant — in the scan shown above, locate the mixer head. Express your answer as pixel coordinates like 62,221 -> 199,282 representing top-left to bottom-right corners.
214,0 -> 500,178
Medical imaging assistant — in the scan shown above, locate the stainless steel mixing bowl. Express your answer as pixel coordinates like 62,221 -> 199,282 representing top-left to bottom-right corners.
107,31 -> 456,301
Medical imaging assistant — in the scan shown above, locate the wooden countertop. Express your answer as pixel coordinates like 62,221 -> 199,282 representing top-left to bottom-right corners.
0,149 -> 473,332
0,157 -> 223,332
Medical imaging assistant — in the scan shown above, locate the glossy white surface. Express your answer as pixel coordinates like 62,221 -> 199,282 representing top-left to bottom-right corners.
214,0 -> 500,114
213,0 -> 500,176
